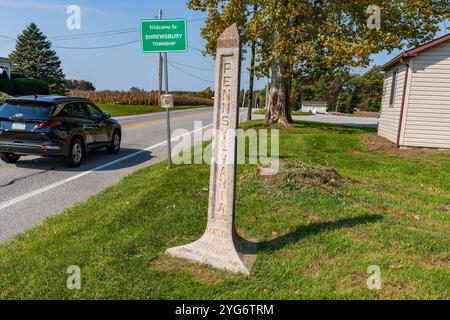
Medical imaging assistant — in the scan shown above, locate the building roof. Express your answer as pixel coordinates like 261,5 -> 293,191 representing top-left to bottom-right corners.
0,57 -> 11,64
302,101 -> 328,106
382,33 -> 450,71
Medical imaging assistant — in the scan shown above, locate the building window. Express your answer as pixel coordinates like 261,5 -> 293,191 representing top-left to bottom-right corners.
0,66 -> 10,78
389,69 -> 398,107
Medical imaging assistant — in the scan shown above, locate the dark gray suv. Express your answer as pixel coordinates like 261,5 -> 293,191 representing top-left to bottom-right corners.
0,96 -> 122,167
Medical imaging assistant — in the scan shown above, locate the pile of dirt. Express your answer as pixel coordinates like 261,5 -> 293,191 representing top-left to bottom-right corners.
253,160 -> 343,192
363,135 -> 450,155
363,135 -> 398,152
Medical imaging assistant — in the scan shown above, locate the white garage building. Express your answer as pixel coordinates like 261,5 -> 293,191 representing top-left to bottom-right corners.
378,33 -> 450,149
0,57 -> 11,78
301,101 -> 328,114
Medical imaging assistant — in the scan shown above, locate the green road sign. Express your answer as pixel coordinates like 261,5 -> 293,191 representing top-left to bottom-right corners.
140,19 -> 188,53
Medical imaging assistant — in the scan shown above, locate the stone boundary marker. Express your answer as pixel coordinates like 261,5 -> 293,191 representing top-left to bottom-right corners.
166,24 -> 256,275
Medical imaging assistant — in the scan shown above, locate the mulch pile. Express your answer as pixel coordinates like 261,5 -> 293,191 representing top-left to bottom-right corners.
363,135 -> 450,155
252,160 -> 343,192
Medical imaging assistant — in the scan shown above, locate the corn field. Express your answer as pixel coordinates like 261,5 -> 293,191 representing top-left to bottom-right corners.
68,90 -> 213,106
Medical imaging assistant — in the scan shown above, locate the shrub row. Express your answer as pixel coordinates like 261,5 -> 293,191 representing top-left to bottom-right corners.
68,90 -> 214,106
0,72 -> 50,96
12,78 -> 50,95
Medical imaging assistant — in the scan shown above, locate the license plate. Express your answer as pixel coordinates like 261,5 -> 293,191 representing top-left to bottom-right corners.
12,123 -> 27,131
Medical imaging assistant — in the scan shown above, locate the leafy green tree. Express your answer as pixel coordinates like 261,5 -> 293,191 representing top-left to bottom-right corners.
9,23 -> 65,95
197,87 -> 214,99
66,79 -> 96,91
187,0 -> 449,126
338,92 -> 353,114
294,66 -> 383,113
129,86 -> 145,93
346,65 -> 383,112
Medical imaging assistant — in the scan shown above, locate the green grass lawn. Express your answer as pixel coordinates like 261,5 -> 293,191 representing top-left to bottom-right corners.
98,103 -> 211,117
254,109 -> 313,116
0,121 -> 449,299
293,111 -> 314,116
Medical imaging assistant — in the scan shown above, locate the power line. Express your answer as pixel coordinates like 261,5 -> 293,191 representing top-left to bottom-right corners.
189,45 -> 204,53
48,30 -> 139,42
0,28 -> 140,44
0,16 -> 205,44
188,17 -> 206,23
170,60 -> 214,72
54,39 -> 140,50
167,61 -> 214,84
171,57 -> 251,75
48,28 -> 139,40
0,34 -> 15,40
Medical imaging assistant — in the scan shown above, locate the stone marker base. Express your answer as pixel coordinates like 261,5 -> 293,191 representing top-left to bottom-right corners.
166,233 -> 256,275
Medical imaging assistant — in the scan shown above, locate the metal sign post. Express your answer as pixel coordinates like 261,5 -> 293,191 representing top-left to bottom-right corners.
140,10 -> 188,169
163,51 -> 172,168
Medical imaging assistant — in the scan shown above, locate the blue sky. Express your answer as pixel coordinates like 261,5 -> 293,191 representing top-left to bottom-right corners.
0,0 -> 448,91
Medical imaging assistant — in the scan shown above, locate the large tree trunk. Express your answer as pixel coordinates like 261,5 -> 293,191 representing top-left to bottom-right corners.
265,59 -> 292,126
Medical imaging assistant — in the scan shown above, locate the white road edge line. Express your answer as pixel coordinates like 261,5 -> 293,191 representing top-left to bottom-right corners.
0,124 -> 213,211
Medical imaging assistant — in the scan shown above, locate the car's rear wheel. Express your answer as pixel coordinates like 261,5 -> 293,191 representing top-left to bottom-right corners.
0,153 -> 21,164
66,138 -> 84,168
107,131 -> 121,154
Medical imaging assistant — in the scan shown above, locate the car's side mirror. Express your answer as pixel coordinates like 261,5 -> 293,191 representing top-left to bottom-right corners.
103,112 -> 111,120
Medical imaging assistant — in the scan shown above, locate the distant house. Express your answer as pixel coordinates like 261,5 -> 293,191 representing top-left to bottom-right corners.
0,57 -> 11,78
301,101 -> 328,114
378,33 -> 450,149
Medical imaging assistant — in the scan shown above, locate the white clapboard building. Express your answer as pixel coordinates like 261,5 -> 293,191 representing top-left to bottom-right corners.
378,33 -> 450,149
0,57 -> 11,78
301,101 -> 328,114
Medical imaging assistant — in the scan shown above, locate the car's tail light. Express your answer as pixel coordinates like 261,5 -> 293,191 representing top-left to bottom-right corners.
49,121 -> 62,128
38,121 -> 62,129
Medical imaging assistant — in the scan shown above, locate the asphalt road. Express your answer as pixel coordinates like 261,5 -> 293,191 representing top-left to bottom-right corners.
291,114 -> 379,128
253,111 -> 379,128
0,107 -> 217,242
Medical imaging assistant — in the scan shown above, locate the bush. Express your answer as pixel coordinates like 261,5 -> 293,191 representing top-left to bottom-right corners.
12,78 -> 50,95
0,91 -> 12,103
0,71 -> 15,95
10,73 -> 27,79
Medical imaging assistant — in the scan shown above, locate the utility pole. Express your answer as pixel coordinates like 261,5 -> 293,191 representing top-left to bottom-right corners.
164,51 -> 172,168
247,4 -> 258,121
158,8 -> 173,169
157,9 -> 163,105
336,92 -> 341,113
240,87 -> 247,122
247,41 -> 256,121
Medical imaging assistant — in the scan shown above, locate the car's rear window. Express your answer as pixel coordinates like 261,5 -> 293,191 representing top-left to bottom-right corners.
0,102 -> 53,120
